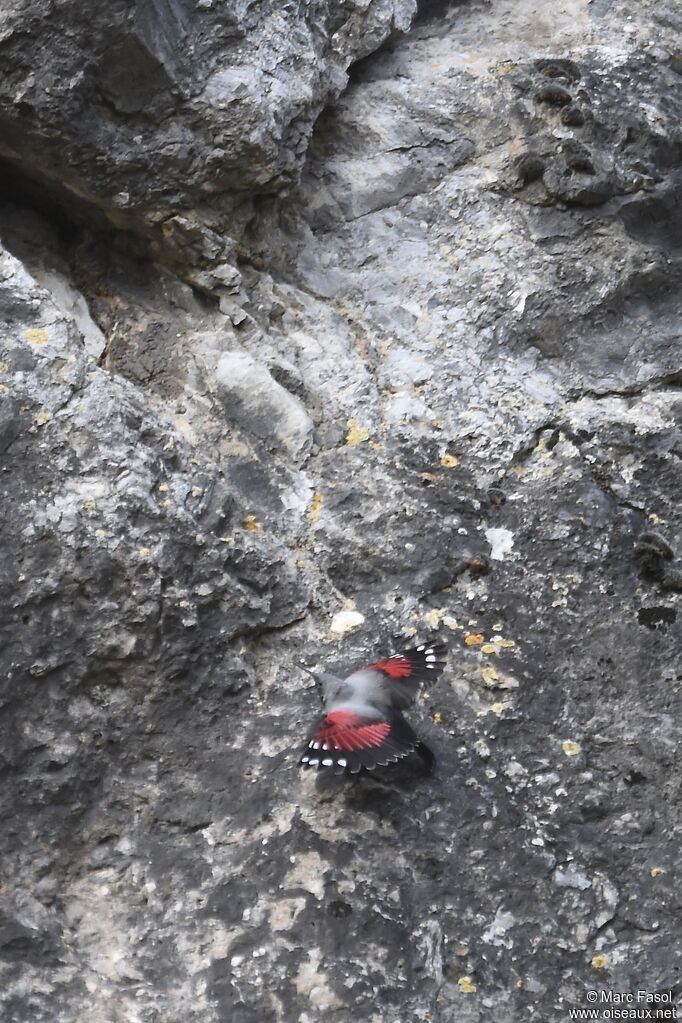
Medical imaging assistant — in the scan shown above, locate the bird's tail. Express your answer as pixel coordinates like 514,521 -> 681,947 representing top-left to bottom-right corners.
415,741 -> 436,774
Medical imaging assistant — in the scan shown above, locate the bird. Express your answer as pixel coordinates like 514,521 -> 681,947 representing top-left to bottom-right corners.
298,641 -> 447,775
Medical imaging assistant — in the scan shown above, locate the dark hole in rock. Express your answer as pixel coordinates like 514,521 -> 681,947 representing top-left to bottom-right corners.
0,152 -> 121,245
638,606 -> 677,630
327,900 -> 352,918
535,83 -> 574,107
535,58 -> 581,81
415,0 -> 467,20
624,769 -> 647,786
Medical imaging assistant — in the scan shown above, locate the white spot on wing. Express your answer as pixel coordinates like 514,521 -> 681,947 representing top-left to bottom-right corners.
301,755 -> 309,763
322,758 -> 333,766
425,654 -> 436,662
308,758 -> 319,766
416,645 -> 425,651
337,758 -> 347,767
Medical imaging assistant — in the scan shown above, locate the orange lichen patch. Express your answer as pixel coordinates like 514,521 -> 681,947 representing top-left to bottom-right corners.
243,515 -> 262,533
345,419 -> 370,447
440,453 -> 460,468
458,976 -> 477,994
309,491 -> 324,523
464,633 -> 485,646
25,328 -> 49,346
433,711 -> 443,724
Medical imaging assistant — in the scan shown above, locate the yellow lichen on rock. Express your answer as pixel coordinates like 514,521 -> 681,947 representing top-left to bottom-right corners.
481,665 -> 499,686
458,976 -> 477,994
243,515 -> 262,532
25,328 -> 49,346
309,491 -> 324,522
562,740 -> 581,756
440,453 -> 460,468
345,418 -> 370,447
424,608 -> 444,628
591,955 -> 608,970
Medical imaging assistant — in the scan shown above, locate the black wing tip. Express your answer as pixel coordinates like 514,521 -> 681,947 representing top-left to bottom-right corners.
415,741 -> 436,774
394,641 -> 447,678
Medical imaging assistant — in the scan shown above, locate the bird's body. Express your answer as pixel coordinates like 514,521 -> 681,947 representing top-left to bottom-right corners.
299,642 -> 446,775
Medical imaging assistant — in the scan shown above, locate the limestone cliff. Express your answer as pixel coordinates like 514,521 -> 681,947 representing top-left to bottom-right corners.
0,2 -> 680,1020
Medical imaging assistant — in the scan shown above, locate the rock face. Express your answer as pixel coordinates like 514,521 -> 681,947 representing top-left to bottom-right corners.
1,1 -> 681,1021
0,0 -> 415,269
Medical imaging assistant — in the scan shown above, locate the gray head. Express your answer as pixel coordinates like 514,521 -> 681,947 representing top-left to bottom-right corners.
295,664 -> 345,704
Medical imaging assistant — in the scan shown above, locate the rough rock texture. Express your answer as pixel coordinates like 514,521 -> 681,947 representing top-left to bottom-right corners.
0,0 -> 415,274
1,1 -> 682,1021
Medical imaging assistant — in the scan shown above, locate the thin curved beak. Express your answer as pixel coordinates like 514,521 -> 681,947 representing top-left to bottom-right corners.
296,664 -> 319,681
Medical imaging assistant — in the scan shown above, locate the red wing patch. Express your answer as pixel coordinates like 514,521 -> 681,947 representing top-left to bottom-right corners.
316,710 -> 391,751
366,656 -> 412,678
300,710 -> 418,774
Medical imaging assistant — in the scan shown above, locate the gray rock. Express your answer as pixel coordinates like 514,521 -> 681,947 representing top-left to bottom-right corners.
0,0 -> 416,271
215,349 -> 313,462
